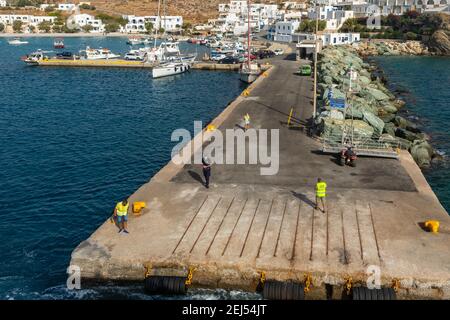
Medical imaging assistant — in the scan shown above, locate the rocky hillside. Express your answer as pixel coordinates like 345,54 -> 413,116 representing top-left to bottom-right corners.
428,13 -> 450,55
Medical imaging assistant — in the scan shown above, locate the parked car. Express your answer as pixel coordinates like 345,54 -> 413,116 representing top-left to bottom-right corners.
274,48 -> 284,56
124,52 -> 143,61
211,54 -> 227,61
299,64 -> 312,76
218,56 -> 240,64
256,49 -> 275,59
56,51 -> 74,60
243,53 -> 257,60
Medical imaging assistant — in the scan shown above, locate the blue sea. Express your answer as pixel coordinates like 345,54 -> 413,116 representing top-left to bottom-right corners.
0,39 -> 449,299
373,56 -> 450,211
0,37 -> 254,300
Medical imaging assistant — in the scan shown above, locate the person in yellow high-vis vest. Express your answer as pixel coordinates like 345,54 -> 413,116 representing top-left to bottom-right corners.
315,178 -> 327,213
114,199 -> 130,234
244,113 -> 250,131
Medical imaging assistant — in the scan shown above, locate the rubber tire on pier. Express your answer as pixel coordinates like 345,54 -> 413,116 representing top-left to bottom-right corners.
352,286 -> 396,300
262,280 -> 305,300
144,276 -> 187,295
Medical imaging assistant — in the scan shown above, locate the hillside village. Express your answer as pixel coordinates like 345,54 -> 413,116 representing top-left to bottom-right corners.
0,0 -> 449,50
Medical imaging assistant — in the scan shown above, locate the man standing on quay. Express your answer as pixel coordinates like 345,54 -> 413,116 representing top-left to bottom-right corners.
315,178 -> 327,212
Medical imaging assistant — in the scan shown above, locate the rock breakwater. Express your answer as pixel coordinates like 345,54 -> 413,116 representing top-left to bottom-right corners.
315,45 -> 439,167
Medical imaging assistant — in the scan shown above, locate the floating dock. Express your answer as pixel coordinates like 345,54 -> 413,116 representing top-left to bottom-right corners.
70,57 -> 450,299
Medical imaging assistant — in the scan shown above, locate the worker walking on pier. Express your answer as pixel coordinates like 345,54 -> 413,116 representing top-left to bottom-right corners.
244,113 -> 251,131
202,156 -> 211,189
315,178 -> 327,213
114,199 -> 130,234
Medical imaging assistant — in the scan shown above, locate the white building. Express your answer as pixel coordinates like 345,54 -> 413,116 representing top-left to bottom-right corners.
0,14 -> 56,32
69,13 -> 105,32
57,3 -> 76,12
215,1 -> 280,35
320,32 -> 360,45
0,0 -> 7,8
273,20 -> 301,42
123,15 -> 183,33
308,5 -> 354,31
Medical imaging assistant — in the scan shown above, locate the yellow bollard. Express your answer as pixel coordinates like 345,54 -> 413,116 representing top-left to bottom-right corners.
133,202 -> 146,216
425,220 -> 440,233
206,124 -> 216,132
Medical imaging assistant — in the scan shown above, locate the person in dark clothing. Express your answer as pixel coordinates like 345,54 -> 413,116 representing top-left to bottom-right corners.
202,156 -> 211,188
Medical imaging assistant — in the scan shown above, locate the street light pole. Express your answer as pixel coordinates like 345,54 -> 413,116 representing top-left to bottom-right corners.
313,0 -> 319,118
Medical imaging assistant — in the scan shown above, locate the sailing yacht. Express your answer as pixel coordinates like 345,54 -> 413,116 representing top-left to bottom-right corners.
239,0 -> 261,84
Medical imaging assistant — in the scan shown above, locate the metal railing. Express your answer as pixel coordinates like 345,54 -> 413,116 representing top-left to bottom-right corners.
321,133 -> 401,159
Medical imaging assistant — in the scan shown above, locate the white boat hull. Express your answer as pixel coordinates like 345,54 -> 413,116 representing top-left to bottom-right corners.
152,63 -> 191,78
239,72 -> 259,84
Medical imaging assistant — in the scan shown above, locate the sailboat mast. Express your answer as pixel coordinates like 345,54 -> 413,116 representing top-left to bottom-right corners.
247,0 -> 250,69
154,0 -> 161,48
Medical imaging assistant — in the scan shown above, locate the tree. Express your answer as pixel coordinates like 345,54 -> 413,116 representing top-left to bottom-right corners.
298,20 -> 326,32
38,21 -> 52,33
13,20 -> 23,33
145,22 -> 153,34
0,23 -> 4,33
29,25 -> 36,33
339,18 -> 359,33
105,23 -> 120,33
159,27 -> 165,34
82,24 -> 94,33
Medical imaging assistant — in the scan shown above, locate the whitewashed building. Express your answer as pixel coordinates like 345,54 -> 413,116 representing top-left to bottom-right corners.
320,32 -> 360,45
0,0 -> 8,8
308,5 -> 354,31
273,20 -> 301,42
69,13 -> 105,32
215,1 -> 280,35
0,14 -> 56,32
122,15 -> 183,33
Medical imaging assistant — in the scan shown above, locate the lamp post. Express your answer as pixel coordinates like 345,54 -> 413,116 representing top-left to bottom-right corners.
313,0 -> 319,118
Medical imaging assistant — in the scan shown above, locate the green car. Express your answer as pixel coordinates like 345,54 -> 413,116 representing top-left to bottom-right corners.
299,64 -> 312,76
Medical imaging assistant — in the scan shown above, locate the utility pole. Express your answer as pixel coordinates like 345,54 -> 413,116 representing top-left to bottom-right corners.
313,0 -> 319,118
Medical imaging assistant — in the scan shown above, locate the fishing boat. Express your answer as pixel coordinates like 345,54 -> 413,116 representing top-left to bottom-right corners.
8,38 -> 28,45
152,61 -> 191,79
21,50 -> 47,64
80,47 -> 121,60
239,0 -> 260,84
54,38 -> 64,49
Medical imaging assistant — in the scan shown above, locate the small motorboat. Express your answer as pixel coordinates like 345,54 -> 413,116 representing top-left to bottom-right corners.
21,50 -> 47,64
54,38 -> 64,49
152,61 -> 191,79
8,38 -> 28,45
80,47 -> 121,60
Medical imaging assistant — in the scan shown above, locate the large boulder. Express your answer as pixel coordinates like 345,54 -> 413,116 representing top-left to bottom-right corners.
362,111 -> 385,137
394,116 -> 420,133
383,122 -> 396,137
410,140 -> 434,167
428,30 -> 450,56
322,118 -> 374,139
395,127 -> 422,142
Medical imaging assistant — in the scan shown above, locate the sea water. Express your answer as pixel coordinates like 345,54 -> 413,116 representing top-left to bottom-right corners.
0,37 -> 252,299
373,56 -> 450,212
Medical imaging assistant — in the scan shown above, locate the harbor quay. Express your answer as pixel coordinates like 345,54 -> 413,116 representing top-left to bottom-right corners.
70,56 -> 450,299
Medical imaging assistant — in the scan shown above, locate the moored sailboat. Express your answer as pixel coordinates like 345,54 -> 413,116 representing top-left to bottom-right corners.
239,0 -> 261,84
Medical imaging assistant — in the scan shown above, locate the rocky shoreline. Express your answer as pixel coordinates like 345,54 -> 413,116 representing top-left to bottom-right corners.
315,44 -> 439,168
355,40 -> 430,56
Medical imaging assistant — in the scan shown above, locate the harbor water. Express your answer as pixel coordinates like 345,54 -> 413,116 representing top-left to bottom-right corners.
373,56 -> 450,212
0,37 -> 253,299
1,38 -> 449,299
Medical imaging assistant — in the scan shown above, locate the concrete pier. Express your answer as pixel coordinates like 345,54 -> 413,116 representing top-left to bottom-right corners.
32,59 -> 270,71
70,56 -> 450,299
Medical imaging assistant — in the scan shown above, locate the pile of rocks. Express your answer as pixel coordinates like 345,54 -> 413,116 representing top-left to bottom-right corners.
355,40 -> 429,56
315,45 -> 437,167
